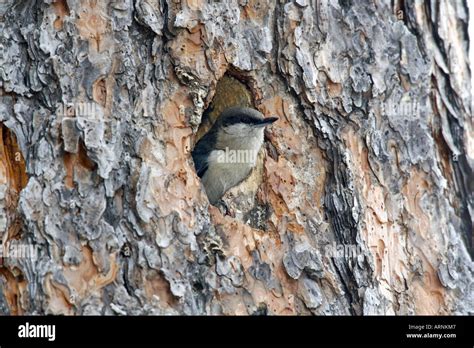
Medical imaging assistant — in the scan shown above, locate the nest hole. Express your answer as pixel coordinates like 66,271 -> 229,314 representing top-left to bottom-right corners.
195,73 -> 256,142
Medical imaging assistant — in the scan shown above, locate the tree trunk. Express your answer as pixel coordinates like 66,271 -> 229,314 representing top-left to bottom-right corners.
0,0 -> 472,315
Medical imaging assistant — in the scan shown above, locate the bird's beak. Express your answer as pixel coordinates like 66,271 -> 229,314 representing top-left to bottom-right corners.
257,117 -> 279,126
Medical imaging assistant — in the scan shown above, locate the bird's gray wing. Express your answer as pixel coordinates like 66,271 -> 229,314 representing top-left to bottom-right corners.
192,129 -> 218,178
192,150 -> 209,178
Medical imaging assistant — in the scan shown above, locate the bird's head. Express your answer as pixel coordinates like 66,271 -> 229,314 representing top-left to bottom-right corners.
217,106 -> 278,138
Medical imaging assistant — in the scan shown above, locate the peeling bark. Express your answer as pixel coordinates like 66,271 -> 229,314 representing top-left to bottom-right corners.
0,0 -> 472,315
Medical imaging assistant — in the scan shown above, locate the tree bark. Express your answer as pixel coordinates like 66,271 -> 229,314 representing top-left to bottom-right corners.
0,0 -> 472,315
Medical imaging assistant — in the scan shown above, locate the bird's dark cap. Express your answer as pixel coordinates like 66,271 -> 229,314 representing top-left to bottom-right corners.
219,107 -> 278,127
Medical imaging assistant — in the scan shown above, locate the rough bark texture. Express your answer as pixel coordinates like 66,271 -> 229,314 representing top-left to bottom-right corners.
0,0 -> 472,315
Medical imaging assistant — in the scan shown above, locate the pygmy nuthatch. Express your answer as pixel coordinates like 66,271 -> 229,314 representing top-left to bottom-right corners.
192,106 -> 278,204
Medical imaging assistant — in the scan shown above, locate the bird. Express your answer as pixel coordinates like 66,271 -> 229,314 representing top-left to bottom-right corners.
192,106 -> 278,205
